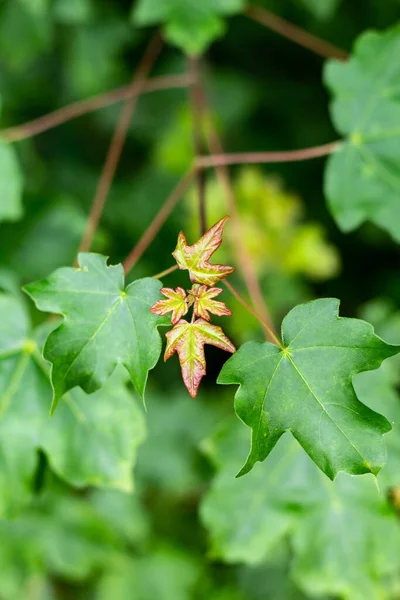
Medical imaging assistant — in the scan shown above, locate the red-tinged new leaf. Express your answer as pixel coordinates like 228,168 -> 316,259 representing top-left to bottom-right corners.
150,287 -> 188,325
193,286 -> 232,321
172,217 -> 234,286
164,318 -> 235,397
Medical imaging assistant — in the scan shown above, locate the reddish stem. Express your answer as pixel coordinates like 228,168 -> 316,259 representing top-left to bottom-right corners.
0,74 -> 193,143
247,5 -> 348,61
123,169 -> 196,274
77,33 -> 163,256
196,141 -> 340,168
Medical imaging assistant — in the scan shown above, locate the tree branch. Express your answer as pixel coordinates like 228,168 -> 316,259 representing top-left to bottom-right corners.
195,87 -> 280,344
196,141 -> 341,168
187,57 -> 207,236
123,169 -> 196,275
77,32 -> 163,256
0,74 -> 193,143
247,5 -> 348,61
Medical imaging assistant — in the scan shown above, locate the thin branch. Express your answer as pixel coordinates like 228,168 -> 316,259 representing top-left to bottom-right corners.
197,88 -> 280,345
152,264 -> 179,280
196,140 -> 341,168
77,32 -> 163,256
0,74 -> 193,143
247,5 -> 348,61
223,280 -> 282,348
187,57 -> 207,236
123,169 -> 196,275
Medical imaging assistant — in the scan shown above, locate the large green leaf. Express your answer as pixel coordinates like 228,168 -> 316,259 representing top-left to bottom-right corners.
201,419 -> 400,600
24,253 -> 165,413
132,0 -> 246,55
0,292 -> 147,515
0,143 -> 23,223
324,25 -> 400,241
218,298 -> 399,479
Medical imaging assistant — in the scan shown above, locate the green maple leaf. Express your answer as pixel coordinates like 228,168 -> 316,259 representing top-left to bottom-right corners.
132,0 -> 246,55
172,217 -> 234,287
165,318 -> 235,397
24,253 -> 166,413
201,419 -> 400,599
0,292 -> 147,515
218,298 -> 400,479
324,25 -> 400,241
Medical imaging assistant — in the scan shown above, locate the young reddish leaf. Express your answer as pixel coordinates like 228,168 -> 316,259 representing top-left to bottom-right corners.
192,285 -> 232,321
150,287 -> 188,325
172,216 -> 234,286
164,318 -> 235,397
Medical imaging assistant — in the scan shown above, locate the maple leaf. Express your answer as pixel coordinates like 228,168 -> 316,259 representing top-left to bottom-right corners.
164,319 -> 235,398
192,285 -> 232,321
150,287 -> 188,325
172,216 -> 234,286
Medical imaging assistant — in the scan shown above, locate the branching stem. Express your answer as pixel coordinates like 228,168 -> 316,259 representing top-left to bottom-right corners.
196,141 -> 341,168
0,74 -> 193,143
246,5 -> 348,61
123,169 -> 197,274
77,32 -> 163,256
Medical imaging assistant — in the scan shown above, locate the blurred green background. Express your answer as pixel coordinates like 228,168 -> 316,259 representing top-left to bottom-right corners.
0,0 -> 400,598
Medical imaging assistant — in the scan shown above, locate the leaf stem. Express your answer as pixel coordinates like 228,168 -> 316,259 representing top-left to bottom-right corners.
223,280 -> 282,348
187,56 -> 207,236
196,141 -> 341,168
0,74 -> 193,143
77,32 -> 163,256
123,169 -> 196,274
152,265 -> 180,280
194,83 -> 280,345
246,5 -> 348,61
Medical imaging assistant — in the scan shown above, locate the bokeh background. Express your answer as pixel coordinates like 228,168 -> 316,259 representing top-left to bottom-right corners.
0,0 -> 400,598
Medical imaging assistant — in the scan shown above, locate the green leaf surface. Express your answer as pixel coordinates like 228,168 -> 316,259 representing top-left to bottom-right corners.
132,0 -> 246,55
0,143 -> 23,223
218,298 -> 399,479
24,253 -> 165,413
0,293 -> 147,515
201,419 -> 400,600
324,25 -> 400,241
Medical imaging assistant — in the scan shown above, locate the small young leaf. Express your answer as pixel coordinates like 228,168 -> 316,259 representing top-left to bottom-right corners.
172,216 -> 234,287
192,285 -> 232,321
24,253 -> 165,413
165,318 -> 235,398
150,286 -> 188,325
218,298 -> 400,480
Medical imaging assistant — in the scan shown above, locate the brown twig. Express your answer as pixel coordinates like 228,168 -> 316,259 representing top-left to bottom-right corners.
247,5 -> 348,61
196,141 -> 341,168
188,57 -> 207,236
223,280 -> 282,348
123,169 -> 196,274
0,74 -> 193,143
196,88 -> 280,344
77,33 -> 163,256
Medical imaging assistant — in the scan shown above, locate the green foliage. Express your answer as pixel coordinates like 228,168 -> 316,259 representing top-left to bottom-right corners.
24,253 -> 165,413
219,298 -> 399,479
132,0 -> 246,55
0,143 -> 23,222
201,418 -> 400,600
325,25 -> 400,241
298,0 -> 341,20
